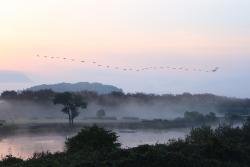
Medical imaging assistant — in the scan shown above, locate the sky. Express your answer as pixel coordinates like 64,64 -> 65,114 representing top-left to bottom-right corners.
0,0 -> 249,98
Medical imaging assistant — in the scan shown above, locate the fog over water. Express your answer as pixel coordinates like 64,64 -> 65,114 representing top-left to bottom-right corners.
0,92 -> 246,160
0,98 -> 192,159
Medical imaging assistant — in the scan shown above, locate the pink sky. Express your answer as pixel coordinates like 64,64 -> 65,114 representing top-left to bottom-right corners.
0,0 -> 250,97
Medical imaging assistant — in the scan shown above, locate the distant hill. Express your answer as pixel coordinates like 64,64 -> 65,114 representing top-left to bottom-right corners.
27,82 -> 123,94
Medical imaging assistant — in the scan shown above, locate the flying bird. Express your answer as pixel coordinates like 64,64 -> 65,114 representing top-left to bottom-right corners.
35,55 -> 219,73
212,67 -> 219,72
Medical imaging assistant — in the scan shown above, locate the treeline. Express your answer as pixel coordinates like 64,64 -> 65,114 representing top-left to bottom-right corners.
1,90 -> 250,114
0,90 -> 55,101
2,120 -> 250,167
138,111 -> 218,129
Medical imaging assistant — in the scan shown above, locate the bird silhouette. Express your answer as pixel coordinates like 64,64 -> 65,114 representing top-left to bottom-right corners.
35,55 -> 219,73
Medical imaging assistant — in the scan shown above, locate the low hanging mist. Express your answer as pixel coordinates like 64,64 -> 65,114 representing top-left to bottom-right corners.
0,89 -> 249,124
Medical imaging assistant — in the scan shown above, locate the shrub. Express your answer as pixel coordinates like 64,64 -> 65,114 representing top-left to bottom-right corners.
65,125 -> 121,153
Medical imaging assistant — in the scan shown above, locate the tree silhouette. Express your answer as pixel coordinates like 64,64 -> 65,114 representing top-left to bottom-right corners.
66,125 -> 120,153
53,92 -> 87,126
1,91 -> 18,99
96,109 -> 106,118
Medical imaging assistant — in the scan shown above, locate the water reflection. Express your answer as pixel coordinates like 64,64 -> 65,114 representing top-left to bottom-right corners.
0,135 -> 66,159
116,128 -> 189,148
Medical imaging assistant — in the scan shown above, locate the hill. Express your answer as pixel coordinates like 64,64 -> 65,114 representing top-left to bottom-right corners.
27,82 -> 123,94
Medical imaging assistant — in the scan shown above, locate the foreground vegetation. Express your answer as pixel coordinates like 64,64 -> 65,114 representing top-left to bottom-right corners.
1,119 -> 250,167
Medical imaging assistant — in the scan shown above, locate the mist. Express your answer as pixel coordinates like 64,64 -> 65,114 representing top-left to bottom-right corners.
0,97 -> 221,123
0,100 -> 63,123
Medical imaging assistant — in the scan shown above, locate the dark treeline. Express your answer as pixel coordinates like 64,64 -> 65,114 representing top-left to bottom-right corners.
138,111 -> 218,129
1,90 -> 250,115
102,111 -> 218,129
2,120 -> 250,167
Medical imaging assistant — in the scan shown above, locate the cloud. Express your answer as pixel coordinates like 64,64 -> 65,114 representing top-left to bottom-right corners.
0,71 -> 31,83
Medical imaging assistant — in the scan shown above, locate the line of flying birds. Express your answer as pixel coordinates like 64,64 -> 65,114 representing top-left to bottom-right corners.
36,55 -> 219,73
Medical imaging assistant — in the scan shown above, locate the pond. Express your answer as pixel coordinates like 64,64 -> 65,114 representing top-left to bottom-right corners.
0,128 -> 189,159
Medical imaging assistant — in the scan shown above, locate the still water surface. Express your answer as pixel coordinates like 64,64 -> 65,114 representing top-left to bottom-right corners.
0,128 -> 189,159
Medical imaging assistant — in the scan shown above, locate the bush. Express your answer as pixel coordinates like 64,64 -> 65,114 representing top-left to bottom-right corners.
96,109 -> 106,118
1,155 -> 23,166
65,125 -> 121,153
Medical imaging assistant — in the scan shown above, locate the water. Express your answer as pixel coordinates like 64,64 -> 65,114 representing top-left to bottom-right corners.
0,128 -> 189,159
0,134 -> 65,159
117,129 -> 189,148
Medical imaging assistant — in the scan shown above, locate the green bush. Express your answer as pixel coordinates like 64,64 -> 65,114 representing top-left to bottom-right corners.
65,125 -> 121,153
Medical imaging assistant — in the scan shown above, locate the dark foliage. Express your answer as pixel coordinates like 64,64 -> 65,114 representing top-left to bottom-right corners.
65,125 -> 121,153
0,155 -> 23,166
1,91 -> 18,99
2,120 -> 250,167
0,90 -> 56,103
53,92 -> 87,126
139,111 -> 218,129
96,109 -> 106,118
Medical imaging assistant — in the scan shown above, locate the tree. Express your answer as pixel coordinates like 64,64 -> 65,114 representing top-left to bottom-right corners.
1,91 -> 18,99
65,125 -> 120,153
1,155 -> 23,166
225,113 -> 243,125
205,112 -> 217,122
184,111 -> 204,123
53,92 -> 87,126
96,109 -> 106,118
